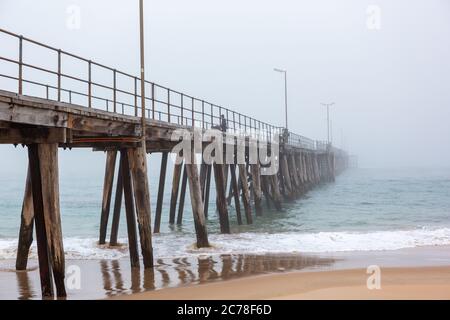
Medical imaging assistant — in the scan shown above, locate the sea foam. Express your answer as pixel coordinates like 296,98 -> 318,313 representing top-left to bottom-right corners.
1,226 -> 450,260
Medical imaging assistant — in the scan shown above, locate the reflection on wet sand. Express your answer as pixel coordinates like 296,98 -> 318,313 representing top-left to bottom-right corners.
16,270 -> 35,300
7,253 -> 336,299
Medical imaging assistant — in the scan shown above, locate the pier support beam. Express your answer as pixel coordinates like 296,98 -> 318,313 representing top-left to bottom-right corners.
16,169 -> 34,271
120,150 -> 139,268
28,143 -> 66,298
288,153 -> 300,197
230,164 -> 243,225
127,147 -> 154,268
99,150 -> 117,245
280,154 -> 293,199
109,158 -> 123,246
203,164 -> 212,218
213,162 -> 230,233
176,164 -> 188,225
169,156 -> 183,224
270,173 -> 283,210
154,152 -> 168,233
185,148 -> 209,248
250,163 -> 263,216
238,164 -> 253,224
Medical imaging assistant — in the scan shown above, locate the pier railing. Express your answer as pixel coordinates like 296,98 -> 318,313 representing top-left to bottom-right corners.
0,28 -> 325,150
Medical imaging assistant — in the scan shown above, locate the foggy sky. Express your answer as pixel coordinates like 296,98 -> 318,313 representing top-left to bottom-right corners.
1,0 -> 449,171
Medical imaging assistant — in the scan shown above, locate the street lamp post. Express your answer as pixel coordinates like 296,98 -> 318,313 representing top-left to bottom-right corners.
274,68 -> 288,130
139,0 -> 146,143
320,102 -> 335,144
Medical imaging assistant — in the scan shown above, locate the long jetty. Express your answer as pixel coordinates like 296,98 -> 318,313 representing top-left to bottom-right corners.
0,29 -> 348,298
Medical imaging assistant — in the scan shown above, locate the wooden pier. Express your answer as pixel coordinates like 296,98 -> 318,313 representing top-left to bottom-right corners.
0,29 -> 348,298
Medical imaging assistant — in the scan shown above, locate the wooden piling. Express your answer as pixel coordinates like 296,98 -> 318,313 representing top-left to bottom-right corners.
230,164 -> 243,225
176,164 -> 188,225
28,143 -> 66,297
213,162 -> 230,233
280,154 -> 293,198
250,163 -> 263,216
203,164 -> 212,218
238,164 -> 253,224
260,174 -> 273,208
288,153 -> 300,196
28,144 -> 54,298
154,151 -> 168,233
127,147 -> 154,268
99,150 -> 117,245
109,158 -> 123,246
16,169 -> 34,271
169,156 -> 183,224
270,173 -> 283,210
185,146 -> 209,248
120,150 -> 139,268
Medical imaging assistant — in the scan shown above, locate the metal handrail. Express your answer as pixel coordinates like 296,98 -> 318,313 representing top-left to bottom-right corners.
0,28 -> 332,151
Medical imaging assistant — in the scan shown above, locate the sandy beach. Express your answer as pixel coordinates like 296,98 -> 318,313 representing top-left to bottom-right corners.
112,266 -> 450,300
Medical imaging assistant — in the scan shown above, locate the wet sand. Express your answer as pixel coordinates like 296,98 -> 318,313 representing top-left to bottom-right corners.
1,245 -> 450,299
114,266 -> 450,300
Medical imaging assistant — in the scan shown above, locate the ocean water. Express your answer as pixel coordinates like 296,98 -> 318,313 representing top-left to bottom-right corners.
1,164 -> 450,261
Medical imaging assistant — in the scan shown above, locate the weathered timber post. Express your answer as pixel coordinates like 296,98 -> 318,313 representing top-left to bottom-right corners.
250,162 -> 263,216
288,153 -> 300,197
154,151 -> 168,233
280,153 -> 293,198
315,153 -> 322,183
200,159 -> 207,197
270,173 -> 283,210
213,154 -> 230,233
120,150 -> 139,268
260,174 -> 273,208
203,164 -> 212,218
176,164 -> 188,225
169,156 -> 183,224
301,152 -> 309,188
229,164 -> 243,225
238,163 -> 253,224
306,152 -> 313,185
294,153 -> 305,195
16,169 -> 34,271
185,143 -> 209,248
109,157 -> 123,246
99,150 -> 117,245
313,153 -> 320,184
28,143 -> 66,298
330,152 -> 336,182
127,147 -> 153,268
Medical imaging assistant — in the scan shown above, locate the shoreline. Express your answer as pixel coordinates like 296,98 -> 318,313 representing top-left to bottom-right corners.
1,245 -> 450,299
110,266 -> 450,300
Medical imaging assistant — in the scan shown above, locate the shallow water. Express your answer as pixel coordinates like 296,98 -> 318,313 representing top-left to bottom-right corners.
1,165 -> 450,259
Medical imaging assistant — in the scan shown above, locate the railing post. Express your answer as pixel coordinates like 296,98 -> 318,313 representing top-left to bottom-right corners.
201,100 -> 205,129
134,77 -> 138,117
238,114 -> 241,133
210,104 -> 213,128
18,36 -> 23,95
113,69 -> 117,113
88,60 -> 92,108
167,89 -> 171,123
233,112 -> 236,133
226,109 -> 229,132
46,85 -> 49,100
180,93 -> 184,125
151,83 -> 155,120
57,50 -> 61,102
191,97 -> 194,127
69,90 -> 72,104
